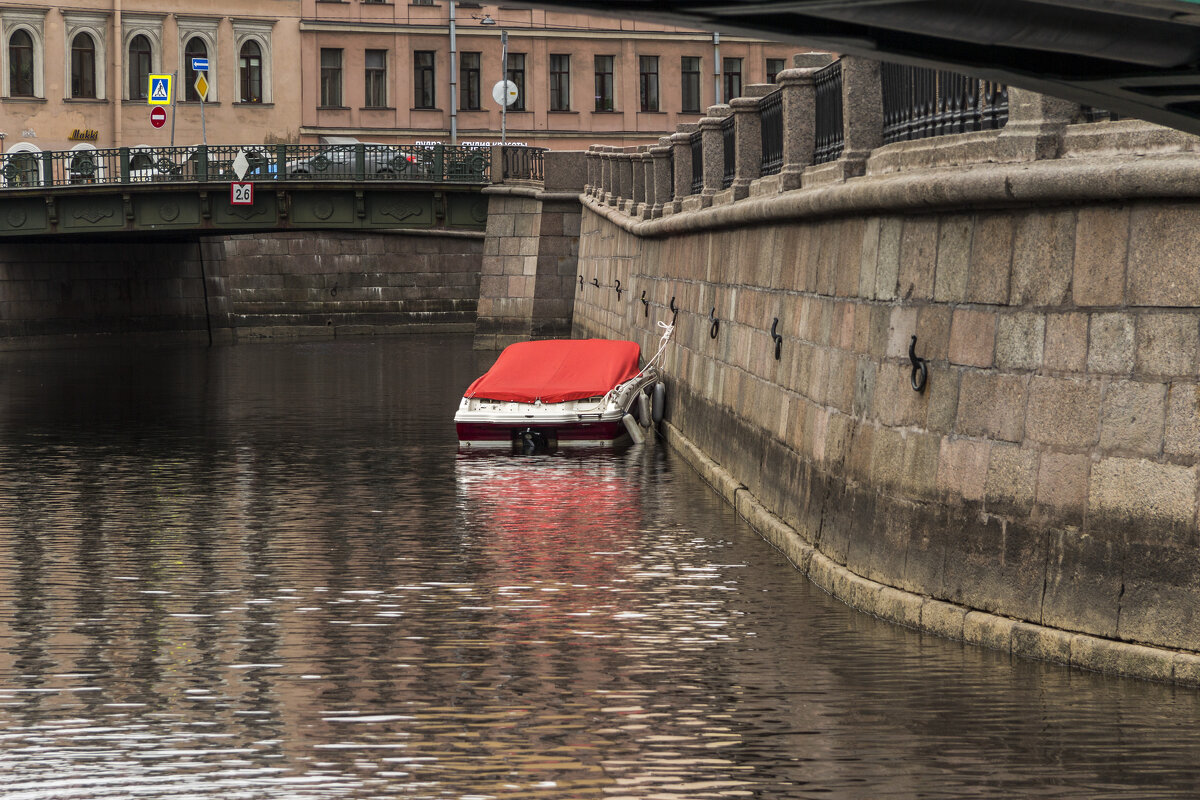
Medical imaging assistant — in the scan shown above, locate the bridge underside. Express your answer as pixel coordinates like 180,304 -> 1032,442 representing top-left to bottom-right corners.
534,0 -> 1200,138
0,183 -> 488,239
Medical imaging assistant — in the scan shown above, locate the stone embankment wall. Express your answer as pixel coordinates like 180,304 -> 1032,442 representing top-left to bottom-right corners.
0,230 -> 483,348
574,105 -> 1200,682
210,230 -> 482,339
0,238 -> 213,349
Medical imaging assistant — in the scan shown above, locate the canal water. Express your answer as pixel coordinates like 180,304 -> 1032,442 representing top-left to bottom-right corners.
0,335 -> 1198,799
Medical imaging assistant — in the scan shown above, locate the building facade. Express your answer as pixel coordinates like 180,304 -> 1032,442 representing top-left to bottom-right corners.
299,3 -> 798,149
0,0 -> 303,155
0,2 -> 794,155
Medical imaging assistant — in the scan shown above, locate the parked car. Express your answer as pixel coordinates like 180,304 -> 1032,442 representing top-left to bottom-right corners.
286,142 -> 427,179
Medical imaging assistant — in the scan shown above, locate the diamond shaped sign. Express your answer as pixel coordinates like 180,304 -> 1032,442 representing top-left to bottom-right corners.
194,72 -> 209,101
232,149 -> 250,181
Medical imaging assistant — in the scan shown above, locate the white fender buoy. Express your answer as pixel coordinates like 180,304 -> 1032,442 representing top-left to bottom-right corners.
637,391 -> 652,427
622,413 -> 646,444
651,381 -> 666,424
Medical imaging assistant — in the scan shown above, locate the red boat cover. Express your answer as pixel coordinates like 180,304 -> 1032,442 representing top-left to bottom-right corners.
464,339 -> 642,403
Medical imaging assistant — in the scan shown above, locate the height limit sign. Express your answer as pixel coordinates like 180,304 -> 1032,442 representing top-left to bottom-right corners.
231,182 -> 254,206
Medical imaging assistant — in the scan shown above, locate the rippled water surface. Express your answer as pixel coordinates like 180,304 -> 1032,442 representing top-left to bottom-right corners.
0,336 -> 1199,799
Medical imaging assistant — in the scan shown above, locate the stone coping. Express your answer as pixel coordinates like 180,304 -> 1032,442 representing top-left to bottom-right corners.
486,184 -> 582,204
584,149 -> 1200,238
661,420 -> 1200,687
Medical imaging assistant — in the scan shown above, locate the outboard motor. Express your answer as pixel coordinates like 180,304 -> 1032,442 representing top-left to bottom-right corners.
515,428 -> 549,455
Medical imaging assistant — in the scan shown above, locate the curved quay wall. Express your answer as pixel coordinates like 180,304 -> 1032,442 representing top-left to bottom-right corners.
572,121 -> 1200,685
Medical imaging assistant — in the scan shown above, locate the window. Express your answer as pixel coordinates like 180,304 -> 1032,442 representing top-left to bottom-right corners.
681,55 -> 700,113
365,49 -> 386,107
413,0 -> 434,4
184,37 -> 207,101
549,54 -> 569,111
414,50 -> 435,108
594,55 -> 613,111
320,48 -> 342,106
239,40 -> 262,102
767,58 -> 785,84
639,55 -> 659,112
71,32 -> 96,98
9,30 -> 34,97
460,51 -> 480,110
129,34 -> 152,100
506,53 -> 525,111
723,57 -> 742,102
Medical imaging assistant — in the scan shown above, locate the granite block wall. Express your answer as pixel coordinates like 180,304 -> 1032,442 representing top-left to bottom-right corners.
210,230 -> 483,339
0,229 -> 483,348
0,238 -> 212,348
572,142 -> 1200,679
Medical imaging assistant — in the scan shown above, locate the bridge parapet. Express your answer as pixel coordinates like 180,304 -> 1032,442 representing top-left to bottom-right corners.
0,143 -> 491,189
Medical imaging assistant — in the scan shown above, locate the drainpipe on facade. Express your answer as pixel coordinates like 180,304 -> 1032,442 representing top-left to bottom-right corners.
449,2 -> 458,144
713,31 -> 721,104
114,0 -> 123,147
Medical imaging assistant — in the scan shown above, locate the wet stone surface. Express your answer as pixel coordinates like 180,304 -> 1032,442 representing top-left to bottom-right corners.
0,335 -> 1198,798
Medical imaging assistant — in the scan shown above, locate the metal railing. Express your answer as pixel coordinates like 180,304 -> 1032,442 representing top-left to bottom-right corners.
760,88 -> 784,176
501,145 -> 545,181
813,60 -> 845,164
0,143 -> 492,189
1082,106 -> 1120,123
881,63 -> 1009,144
721,115 -> 736,189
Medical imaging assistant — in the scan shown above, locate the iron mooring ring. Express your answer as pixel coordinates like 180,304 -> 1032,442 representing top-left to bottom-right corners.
640,290 -> 649,318
579,275 -> 584,291
770,318 -> 783,360
614,279 -> 623,300
670,296 -> 678,324
909,335 -> 929,393
709,307 -> 720,340
592,277 -> 600,288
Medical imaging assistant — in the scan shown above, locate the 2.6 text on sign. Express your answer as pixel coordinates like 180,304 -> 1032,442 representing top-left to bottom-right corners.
230,182 -> 254,206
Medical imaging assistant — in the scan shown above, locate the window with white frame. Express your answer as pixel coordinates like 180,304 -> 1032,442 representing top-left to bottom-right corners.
176,18 -> 218,102
1,9 -> 46,99
121,15 -> 163,101
233,21 -> 274,104
63,12 -> 106,100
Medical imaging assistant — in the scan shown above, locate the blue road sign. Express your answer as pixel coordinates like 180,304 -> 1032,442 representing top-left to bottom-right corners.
148,74 -> 173,105
191,58 -> 209,72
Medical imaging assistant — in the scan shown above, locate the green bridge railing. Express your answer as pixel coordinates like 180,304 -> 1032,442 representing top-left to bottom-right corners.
0,143 -> 493,189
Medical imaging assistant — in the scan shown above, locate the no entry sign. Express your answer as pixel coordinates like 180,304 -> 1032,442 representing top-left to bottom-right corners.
150,106 -> 167,128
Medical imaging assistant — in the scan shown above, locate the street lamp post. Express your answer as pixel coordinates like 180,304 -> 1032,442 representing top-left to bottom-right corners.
478,14 -> 508,145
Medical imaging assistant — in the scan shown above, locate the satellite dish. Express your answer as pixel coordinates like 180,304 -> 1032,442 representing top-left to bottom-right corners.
492,80 -> 519,107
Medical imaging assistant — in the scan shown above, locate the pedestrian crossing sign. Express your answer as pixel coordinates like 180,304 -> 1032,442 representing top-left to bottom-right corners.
148,74 -> 173,105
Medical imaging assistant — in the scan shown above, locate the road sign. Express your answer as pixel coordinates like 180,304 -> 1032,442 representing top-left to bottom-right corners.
231,182 -> 254,206
150,106 -> 167,128
190,58 -> 209,72
194,73 -> 209,101
148,74 -> 173,105
492,80 -> 519,107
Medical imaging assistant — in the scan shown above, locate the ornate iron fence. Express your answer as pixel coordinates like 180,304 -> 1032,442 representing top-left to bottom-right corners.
881,63 -> 1009,144
690,131 -> 703,195
0,143 -> 492,189
813,60 -> 845,164
760,88 -> 784,176
501,145 -> 545,181
721,114 -> 736,189
1082,106 -> 1120,123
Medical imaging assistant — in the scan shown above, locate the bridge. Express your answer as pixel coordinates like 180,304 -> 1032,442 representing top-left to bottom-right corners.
0,143 -> 494,238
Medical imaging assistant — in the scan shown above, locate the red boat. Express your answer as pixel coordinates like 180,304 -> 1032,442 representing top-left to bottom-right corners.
455,338 -> 665,452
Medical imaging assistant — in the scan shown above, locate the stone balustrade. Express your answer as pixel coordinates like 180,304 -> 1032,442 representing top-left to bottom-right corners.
581,52 -> 1129,213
